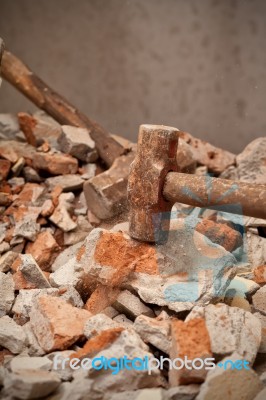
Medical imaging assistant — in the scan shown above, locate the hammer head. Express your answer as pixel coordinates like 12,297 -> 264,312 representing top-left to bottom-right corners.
128,124 -> 179,242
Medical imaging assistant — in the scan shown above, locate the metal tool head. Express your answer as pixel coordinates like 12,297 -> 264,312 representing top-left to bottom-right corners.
127,124 -> 179,242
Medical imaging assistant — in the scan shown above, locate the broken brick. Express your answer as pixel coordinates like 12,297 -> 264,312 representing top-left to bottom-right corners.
33,152 -> 78,175
30,296 -> 92,352
25,231 -> 60,271
169,318 -> 212,386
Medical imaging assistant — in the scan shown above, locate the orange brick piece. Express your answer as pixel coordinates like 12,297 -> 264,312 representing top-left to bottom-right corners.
30,296 -> 92,352
195,219 -> 242,252
253,265 -> 266,284
33,152 -> 78,175
26,231 -> 60,271
71,327 -> 124,360
169,318 -> 212,386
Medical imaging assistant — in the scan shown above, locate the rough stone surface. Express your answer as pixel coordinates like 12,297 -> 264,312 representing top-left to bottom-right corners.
113,290 -> 154,320
102,306 -> 119,319
49,255 -> 86,294
33,151 -> 78,175
51,241 -> 83,272
252,286 -> 266,316
45,174 -> 84,192
11,157 -> 25,176
108,388 -> 165,400
179,131 -> 235,174
85,285 -> 121,315
254,388 -> 266,400
12,288 -> 59,323
0,316 -> 26,353
80,163 -> 97,180
63,215 -> 92,245
0,251 -> 18,273
59,286 -> 84,308
224,276 -> 260,307
236,137 -> 266,184
167,385 -> 200,400
0,159 -> 11,180
0,140 -> 36,163
23,166 -> 42,183
83,152 -> 135,219
0,272 -> 15,317
134,314 -> 171,354
58,125 -> 98,162
0,241 -> 10,254
49,192 -> 77,232
253,265 -> 266,284
113,314 -> 134,328
18,254 -> 51,289
25,231 -> 60,271
186,303 -> 261,363
254,312 -> 266,353
13,216 -> 40,242
10,356 -> 52,373
176,138 -> 197,174
3,369 -> 61,399
23,323 -> 45,356
72,328 -> 164,396
84,313 -> 122,339
195,219 -> 242,252
196,353 -> 264,400
18,111 -> 61,148
0,114 -> 22,141
30,295 -> 92,352
247,232 -> 266,269
80,227 -> 236,313
170,318 -> 212,386
74,191 -> 88,216
48,349 -> 75,381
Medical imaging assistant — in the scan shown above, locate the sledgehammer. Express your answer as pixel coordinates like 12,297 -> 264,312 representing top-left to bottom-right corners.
128,124 -> 266,242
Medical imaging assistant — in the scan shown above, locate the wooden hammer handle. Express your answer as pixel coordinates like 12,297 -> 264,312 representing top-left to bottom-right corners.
1,49 -> 124,167
164,172 -> 266,219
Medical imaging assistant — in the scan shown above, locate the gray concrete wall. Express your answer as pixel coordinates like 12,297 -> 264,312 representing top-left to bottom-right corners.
0,0 -> 265,153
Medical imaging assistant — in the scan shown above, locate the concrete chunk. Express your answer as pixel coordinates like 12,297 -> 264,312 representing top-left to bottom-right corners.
0,316 -> 26,353
12,288 -> 59,322
186,304 -> 261,364
236,137 -> 266,184
19,254 -> 51,289
33,152 -> 78,175
169,318 -> 212,386
252,286 -> 266,316
58,125 -> 98,162
196,353 -> 263,400
30,295 -> 92,352
84,313 -> 122,339
247,232 -> 266,269
10,356 -> 52,373
83,152 -> 135,219
113,290 -> 154,320
49,192 -> 77,232
45,174 -> 84,192
3,369 -> 61,399
0,251 -> 18,273
0,272 -> 15,317
134,314 -> 171,354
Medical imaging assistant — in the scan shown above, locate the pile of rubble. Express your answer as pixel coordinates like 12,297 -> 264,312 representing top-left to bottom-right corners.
0,111 -> 265,400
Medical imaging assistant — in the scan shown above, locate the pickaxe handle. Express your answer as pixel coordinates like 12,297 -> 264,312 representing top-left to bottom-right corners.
0,49 -> 124,167
164,172 -> 266,219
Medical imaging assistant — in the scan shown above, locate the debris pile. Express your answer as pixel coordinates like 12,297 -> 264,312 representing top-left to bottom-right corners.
0,111 -> 265,400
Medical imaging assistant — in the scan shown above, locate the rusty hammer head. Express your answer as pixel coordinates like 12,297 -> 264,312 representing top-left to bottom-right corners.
128,124 -> 179,242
